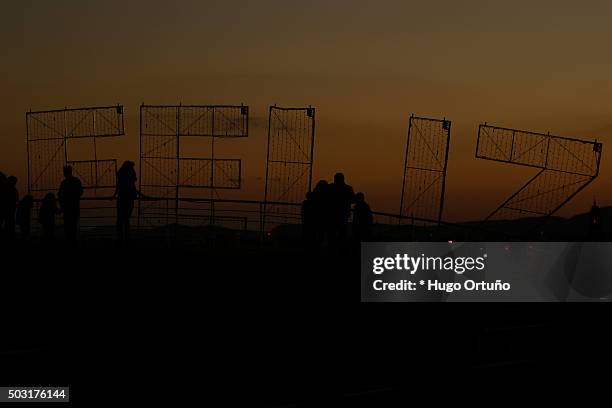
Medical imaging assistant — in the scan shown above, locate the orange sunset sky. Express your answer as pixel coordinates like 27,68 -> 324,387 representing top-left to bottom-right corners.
1,0 -> 611,221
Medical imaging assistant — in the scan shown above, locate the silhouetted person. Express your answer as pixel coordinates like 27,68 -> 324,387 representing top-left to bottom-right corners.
114,160 -> 139,243
312,179 -> 331,246
301,191 -> 316,246
329,173 -> 355,246
39,192 -> 58,240
16,194 -> 33,239
58,165 -> 83,242
352,192 -> 373,242
4,176 -> 18,239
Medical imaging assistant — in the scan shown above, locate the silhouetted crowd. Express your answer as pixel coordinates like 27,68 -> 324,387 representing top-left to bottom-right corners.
0,160 -> 139,245
0,166 -> 83,243
2,163 -> 374,248
301,172 -> 373,249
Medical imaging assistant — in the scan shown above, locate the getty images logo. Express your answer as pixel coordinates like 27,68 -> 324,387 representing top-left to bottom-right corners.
372,253 -> 487,275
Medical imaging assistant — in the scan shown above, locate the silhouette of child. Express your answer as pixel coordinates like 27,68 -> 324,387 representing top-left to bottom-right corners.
16,194 -> 33,238
39,192 -> 58,240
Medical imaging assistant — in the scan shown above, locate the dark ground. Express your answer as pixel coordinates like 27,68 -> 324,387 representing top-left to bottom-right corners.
1,231 -> 610,406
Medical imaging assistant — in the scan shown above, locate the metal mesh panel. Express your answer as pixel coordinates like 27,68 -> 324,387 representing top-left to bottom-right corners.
139,105 -> 247,227
476,124 -> 602,227
476,125 -> 601,176
26,106 -> 124,198
494,171 -> 592,219
64,107 -> 124,138
68,159 -> 117,189
179,105 -> 248,137
27,139 -> 65,193
179,158 -> 240,189
263,106 -> 315,230
27,106 -> 124,141
399,116 -> 451,226
140,106 -> 178,137
546,136 -> 600,176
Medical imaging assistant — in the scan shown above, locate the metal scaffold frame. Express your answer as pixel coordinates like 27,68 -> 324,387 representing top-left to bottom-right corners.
138,104 -> 248,227
263,106 -> 316,233
476,123 -> 603,231
399,115 -> 451,226
26,105 -> 124,198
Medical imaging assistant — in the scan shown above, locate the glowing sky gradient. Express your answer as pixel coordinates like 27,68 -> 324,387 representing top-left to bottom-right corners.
1,0 -> 611,220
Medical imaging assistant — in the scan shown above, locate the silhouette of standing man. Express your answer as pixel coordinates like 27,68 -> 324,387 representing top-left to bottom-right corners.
329,172 -> 355,247
114,161 -> 139,243
58,165 -> 83,243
